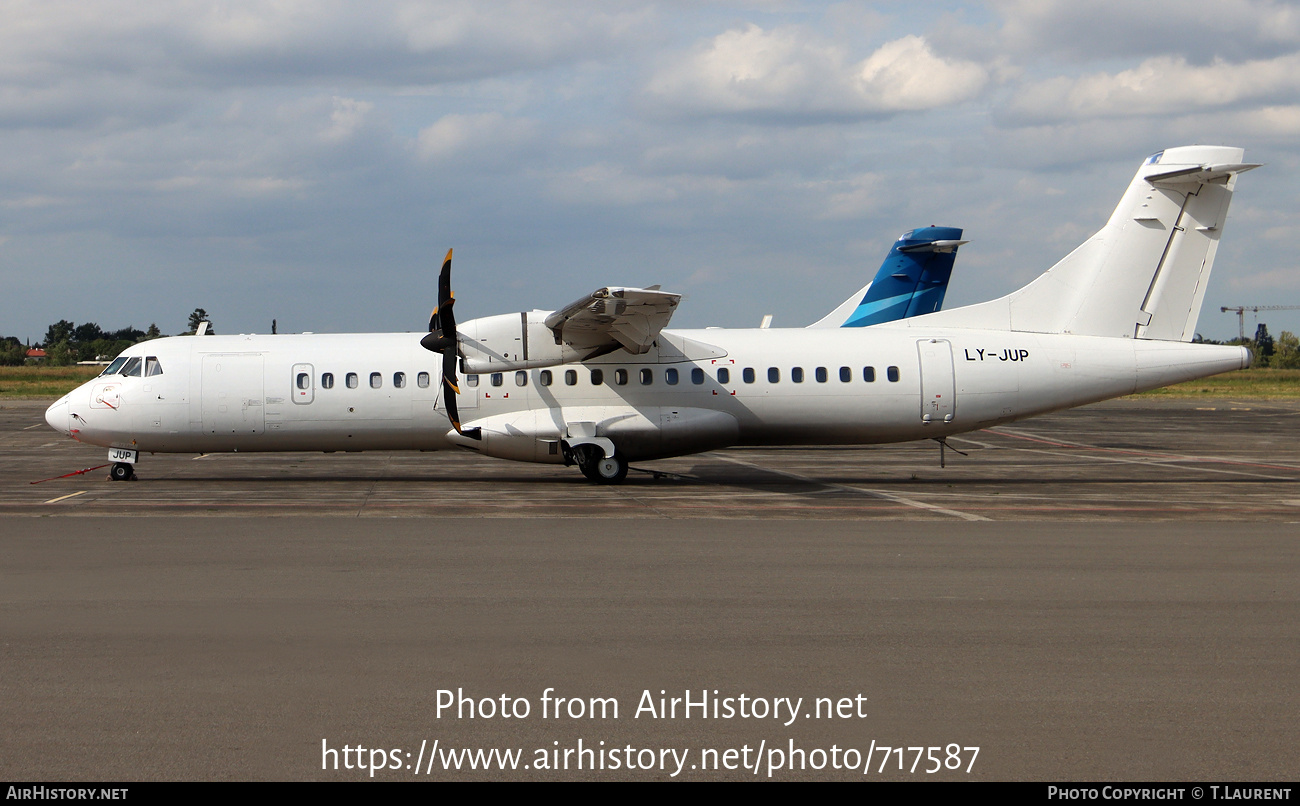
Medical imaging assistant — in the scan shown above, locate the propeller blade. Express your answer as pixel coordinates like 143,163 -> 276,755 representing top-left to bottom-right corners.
443,376 -> 463,431
421,247 -> 480,440
430,248 -> 454,334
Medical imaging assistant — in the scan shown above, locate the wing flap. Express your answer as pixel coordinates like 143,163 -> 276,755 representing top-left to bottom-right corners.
544,287 -> 681,354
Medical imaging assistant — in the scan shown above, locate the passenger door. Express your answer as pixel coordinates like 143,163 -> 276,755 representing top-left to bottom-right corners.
917,339 -> 956,424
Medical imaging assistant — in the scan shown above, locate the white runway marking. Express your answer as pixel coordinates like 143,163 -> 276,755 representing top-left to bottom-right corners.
717,455 -> 991,521
44,490 -> 88,504
982,426 -> 1300,480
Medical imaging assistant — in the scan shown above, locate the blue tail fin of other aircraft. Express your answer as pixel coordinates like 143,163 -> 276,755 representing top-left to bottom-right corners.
840,226 -> 964,327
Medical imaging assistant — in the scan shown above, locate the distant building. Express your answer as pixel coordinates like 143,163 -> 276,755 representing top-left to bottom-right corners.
25,348 -> 45,362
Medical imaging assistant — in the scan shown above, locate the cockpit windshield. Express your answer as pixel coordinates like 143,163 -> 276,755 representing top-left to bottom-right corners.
99,357 -> 128,376
98,355 -> 163,377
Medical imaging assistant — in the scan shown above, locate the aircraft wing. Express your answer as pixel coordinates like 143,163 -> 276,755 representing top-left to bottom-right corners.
543,286 -> 681,355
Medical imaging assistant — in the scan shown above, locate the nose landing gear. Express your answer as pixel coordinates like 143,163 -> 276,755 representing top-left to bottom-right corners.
109,462 -> 136,482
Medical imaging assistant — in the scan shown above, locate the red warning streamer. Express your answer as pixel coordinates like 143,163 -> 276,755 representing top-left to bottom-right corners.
30,464 -> 110,485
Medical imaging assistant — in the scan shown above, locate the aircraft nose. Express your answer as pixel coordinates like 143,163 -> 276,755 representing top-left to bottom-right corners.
45,398 -> 69,434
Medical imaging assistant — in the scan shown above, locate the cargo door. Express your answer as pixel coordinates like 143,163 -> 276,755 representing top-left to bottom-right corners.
201,354 -> 265,435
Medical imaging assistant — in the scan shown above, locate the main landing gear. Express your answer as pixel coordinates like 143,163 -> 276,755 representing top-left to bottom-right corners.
109,462 -> 135,481
571,445 -> 628,484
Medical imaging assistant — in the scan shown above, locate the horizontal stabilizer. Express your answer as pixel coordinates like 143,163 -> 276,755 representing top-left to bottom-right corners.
1146,163 -> 1260,186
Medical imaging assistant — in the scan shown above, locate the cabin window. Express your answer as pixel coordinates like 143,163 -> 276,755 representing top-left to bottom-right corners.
296,373 -> 310,390
640,368 -> 653,385
590,369 -> 604,385
418,372 -> 431,388
792,367 -> 804,383
370,372 -> 382,389
145,357 -> 163,376
346,372 -> 359,389
839,366 -> 851,383
491,373 -> 504,387
464,374 -> 476,388
717,368 -> 730,384
100,357 -> 129,376
515,370 -> 527,387
614,369 -> 628,385
742,368 -> 755,384
393,372 -> 406,389
691,368 -> 704,384
540,370 -> 552,386
768,367 -> 780,383
863,367 -> 875,383
815,367 -> 827,383
565,369 -> 577,386
321,372 -> 335,389
665,368 -> 679,385
887,366 -> 900,382
121,357 -> 143,377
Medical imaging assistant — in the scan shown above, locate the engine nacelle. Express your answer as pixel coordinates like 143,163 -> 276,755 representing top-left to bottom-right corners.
446,409 -> 565,463
459,312 -> 587,373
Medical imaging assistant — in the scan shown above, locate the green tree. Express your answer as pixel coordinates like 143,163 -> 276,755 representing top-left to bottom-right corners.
186,308 -> 214,335
1246,324 -> 1275,367
43,319 -> 74,348
43,340 -> 74,366
1270,331 -> 1300,369
73,322 -> 103,343
0,337 -> 26,366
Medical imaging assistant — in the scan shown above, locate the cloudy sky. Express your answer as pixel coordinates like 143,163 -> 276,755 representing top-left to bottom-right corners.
4,0 -> 1300,343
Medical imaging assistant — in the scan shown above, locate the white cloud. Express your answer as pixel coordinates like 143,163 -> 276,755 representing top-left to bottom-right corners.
814,173 -> 887,220
1,194 -> 66,209
321,97 -> 374,143
4,2 -> 1299,342
1005,53 -> 1300,123
646,26 -> 987,118
546,163 -> 692,207
638,127 -> 849,180
982,0 -> 1300,62
1228,267 -> 1300,291
415,112 -> 537,163
0,1 -> 652,130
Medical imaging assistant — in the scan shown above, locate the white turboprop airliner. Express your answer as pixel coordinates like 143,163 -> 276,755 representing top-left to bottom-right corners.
46,146 -> 1254,483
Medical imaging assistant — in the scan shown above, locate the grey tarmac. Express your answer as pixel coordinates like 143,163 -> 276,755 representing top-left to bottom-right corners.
1,398 -> 1297,780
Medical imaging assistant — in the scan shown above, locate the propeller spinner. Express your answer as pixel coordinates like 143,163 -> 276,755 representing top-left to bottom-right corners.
420,249 -> 481,440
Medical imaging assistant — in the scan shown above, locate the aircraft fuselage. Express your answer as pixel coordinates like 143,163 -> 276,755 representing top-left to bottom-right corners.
45,327 -> 1249,463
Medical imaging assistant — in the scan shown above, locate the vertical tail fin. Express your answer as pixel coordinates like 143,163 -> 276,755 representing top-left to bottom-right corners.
810,226 -> 967,328
913,146 -> 1258,341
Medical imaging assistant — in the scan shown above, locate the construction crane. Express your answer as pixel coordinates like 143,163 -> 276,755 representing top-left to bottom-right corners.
1221,305 -> 1300,341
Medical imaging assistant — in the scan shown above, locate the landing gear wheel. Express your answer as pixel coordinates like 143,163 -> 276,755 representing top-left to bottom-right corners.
575,447 -> 628,484
109,462 -> 135,482
592,454 -> 628,484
